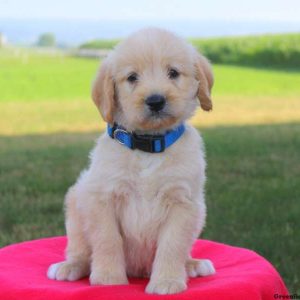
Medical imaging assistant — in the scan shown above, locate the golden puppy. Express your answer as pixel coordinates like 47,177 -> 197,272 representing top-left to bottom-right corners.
47,27 -> 215,294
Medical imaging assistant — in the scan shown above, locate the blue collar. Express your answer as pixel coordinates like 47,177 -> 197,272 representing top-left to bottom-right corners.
107,123 -> 185,153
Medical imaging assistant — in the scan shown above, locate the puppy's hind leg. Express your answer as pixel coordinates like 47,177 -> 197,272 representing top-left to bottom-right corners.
186,257 -> 215,278
47,186 -> 91,281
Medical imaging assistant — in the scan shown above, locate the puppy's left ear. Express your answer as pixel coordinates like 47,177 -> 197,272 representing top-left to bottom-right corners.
91,58 -> 116,124
194,53 -> 214,111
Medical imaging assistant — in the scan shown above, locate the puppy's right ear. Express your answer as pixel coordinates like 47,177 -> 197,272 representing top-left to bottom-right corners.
91,59 -> 115,124
194,53 -> 214,111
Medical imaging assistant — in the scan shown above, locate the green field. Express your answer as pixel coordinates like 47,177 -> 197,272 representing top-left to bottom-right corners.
1,49 -> 300,134
0,47 -> 299,291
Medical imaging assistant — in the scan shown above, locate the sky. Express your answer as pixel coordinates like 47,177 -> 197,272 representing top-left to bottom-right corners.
1,0 -> 300,22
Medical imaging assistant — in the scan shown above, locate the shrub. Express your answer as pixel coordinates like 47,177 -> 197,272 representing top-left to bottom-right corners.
191,34 -> 300,68
79,33 -> 300,68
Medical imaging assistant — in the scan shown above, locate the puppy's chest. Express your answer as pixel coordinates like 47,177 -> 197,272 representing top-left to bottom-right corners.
112,154 -> 167,238
112,152 -> 166,190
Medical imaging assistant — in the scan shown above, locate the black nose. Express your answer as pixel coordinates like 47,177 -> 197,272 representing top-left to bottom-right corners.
145,94 -> 166,112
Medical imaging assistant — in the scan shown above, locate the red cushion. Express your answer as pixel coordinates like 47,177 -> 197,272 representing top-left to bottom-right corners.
0,237 -> 288,300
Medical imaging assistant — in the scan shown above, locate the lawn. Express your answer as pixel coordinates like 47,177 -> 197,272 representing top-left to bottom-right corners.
0,48 -> 299,291
1,49 -> 300,135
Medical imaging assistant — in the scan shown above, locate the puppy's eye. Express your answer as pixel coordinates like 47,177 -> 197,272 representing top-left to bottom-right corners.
127,73 -> 138,83
168,68 -> 180,79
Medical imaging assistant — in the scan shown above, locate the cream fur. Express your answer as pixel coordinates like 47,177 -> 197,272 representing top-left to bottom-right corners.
47,27 -> 215,295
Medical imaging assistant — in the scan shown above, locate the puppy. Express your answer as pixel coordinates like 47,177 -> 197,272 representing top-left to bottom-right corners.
47,27 -> 215,295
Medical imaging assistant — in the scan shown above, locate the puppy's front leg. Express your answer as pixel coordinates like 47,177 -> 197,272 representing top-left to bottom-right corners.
87,198 -> 128,285
146,192 -> 199,295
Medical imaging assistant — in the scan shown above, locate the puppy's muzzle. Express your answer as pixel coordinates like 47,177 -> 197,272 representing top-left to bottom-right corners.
145,94 -> 166,112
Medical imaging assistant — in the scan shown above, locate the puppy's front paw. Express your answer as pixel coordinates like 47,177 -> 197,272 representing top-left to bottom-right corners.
146,279 -> 187,294
47,261 -> 89,281
89,270 -> 128,285
186,258 -> 216,277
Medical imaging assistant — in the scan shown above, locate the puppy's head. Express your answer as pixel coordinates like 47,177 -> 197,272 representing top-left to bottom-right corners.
92,28 -> 213,132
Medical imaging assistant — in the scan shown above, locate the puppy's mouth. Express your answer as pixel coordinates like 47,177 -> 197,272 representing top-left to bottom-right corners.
144,103 -> 175,122
140,108 -> 178,130
136,95 -> 180,130
148,109 -> 171,119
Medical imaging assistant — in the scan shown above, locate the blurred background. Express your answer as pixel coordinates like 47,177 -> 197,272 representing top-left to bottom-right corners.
0,0 -> 299,292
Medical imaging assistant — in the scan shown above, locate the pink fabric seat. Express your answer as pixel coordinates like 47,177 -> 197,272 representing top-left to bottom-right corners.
0,237 -> 288,300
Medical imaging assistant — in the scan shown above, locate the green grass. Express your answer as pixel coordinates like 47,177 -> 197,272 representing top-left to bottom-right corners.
213,65 -> 300,97
1,49 -> 300,135
0,124 -> 299,291
0,48 -> 300,292
0,49 -> 99,102
1,48 -> 300,103
202,123 -> 300,292
79,33 -> 300,68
